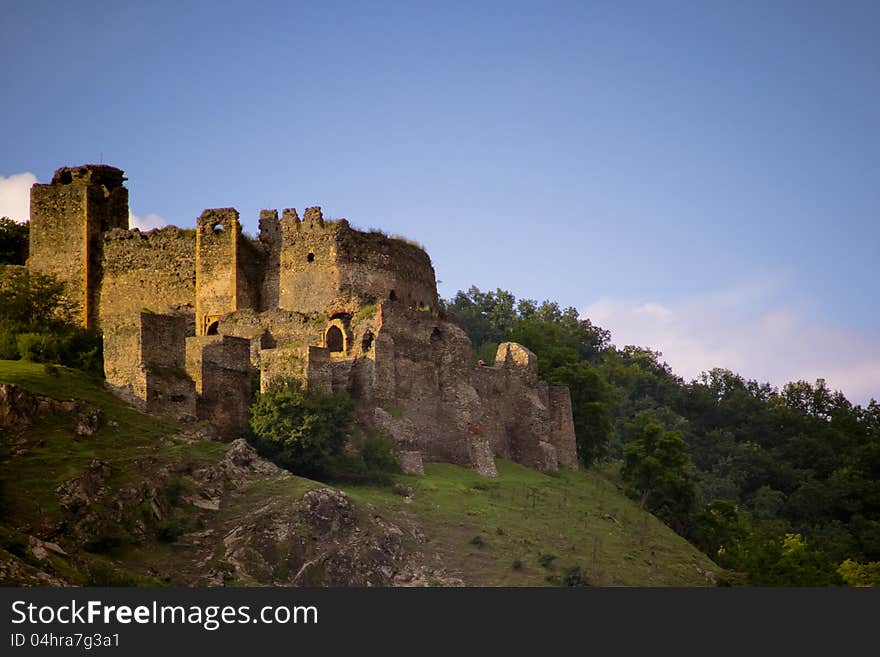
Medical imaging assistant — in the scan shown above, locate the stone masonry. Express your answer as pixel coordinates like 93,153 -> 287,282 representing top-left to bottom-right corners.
27,164 -> 580,475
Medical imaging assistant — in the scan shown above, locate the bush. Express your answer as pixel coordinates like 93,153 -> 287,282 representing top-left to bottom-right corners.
538,553 -> 557,569
85,561 -> 141,587
16,332 -> 60,363
562,566 -> 590,587
11,328 -> 103,376
249,379 -> 355,481
326,431 -> 401,486
0,267 -> 103,375
360,432 -> 401,474
0,322 -> 19,359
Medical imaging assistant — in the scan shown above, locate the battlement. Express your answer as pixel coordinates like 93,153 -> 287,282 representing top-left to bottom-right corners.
197,207 -> 241,234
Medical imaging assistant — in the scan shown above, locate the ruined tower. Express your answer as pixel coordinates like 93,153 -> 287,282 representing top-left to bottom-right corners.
28,165 -> 129,327
194,208 -> 260,336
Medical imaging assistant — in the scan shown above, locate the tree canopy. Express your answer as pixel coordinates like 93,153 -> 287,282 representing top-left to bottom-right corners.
445,285 -> 880,585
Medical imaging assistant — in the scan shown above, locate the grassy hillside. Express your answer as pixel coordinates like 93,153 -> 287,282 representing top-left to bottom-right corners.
342,462 -> 720,586
0,360 -> 721,586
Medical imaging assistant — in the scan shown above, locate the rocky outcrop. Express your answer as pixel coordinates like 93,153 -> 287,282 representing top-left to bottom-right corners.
74,407 -> 104,436
0,383 -> 82,429
34,436 -> 451,587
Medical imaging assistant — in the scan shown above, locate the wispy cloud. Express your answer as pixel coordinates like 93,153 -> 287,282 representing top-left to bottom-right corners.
129,211 -> 167,231
583,277 -> 880,405
0,172 -> 38,222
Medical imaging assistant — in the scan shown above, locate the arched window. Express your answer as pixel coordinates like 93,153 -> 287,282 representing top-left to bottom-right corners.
361,331 -> 374,352
326,325 -> 344,353
206,320 -> 219,335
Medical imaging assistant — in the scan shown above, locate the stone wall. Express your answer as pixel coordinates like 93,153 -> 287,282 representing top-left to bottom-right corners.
548,385 -> 579,469
336,227 -> 439,312
195,209 -> 245,335
359,306 -> 578,476
260,345 -> 331,394
186,335 -> 253,437
29,165 -> 128,328
103,312 -> 196,419
258,210 -> 281,310
277,208 -> 343,315
27,163 -> 579,477
103,317 -> 146,402
100,227 -> 196,328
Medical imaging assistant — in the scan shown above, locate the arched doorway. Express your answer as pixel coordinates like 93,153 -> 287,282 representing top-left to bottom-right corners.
326,325 -> 344,353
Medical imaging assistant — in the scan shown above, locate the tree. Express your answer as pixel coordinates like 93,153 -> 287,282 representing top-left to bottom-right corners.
0,265 -> 69,329
689,499 -> 750,566
736,530 -> 843,586
249,379 -> 355,480
0,217 -> 28,265
621,412 -> 696,532
837,559 -> 880,587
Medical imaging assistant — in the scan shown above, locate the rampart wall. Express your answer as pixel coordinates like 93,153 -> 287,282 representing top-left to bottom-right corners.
100,227 -> 196,328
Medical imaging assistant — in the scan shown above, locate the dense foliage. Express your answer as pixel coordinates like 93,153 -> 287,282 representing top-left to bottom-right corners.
249,379 -> 400,484
0,265 -> 103,376
446,285 -> 880,585
0,217 -> 28,265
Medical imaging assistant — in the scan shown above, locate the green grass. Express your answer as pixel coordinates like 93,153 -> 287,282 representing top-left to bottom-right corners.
381,402 -> 404,418
340,460 -> 722,586
354,304 -> 377,323
0,359 -> 722,587
0,360 -> 224,583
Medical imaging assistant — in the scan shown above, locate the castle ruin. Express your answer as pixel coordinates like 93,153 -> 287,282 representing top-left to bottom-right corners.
28,164 -> 579,476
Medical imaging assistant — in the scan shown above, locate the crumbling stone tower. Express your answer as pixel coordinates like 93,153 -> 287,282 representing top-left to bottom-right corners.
28,165 -> 129,328
194,208 -> 261,336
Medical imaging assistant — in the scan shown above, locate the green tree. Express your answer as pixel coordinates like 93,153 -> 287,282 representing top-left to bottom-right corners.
837,559 -> 880,587
0,265 -> 70,329
736,530 -> 843,586
689,499 -> 750,567
249,379 -> 355,480
621,412 -> 696,532
0,217 -> 28,265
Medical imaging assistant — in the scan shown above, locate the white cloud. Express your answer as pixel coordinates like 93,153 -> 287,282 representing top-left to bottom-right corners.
582,279 -> 880,405
0,172 -> 38,222
129,211 -> 167,231
0,173 -> 169,233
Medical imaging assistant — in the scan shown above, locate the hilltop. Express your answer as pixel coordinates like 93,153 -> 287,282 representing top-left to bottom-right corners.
0,361 -> 719,587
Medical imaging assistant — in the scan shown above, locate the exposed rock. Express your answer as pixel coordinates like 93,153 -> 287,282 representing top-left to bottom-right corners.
221,438 -> 286,486
300,488 -> 356,533
0,550 -> 68,586
392,483 -> 414,498
398,450 -> 424,475
208,484 -> 420,587
74,407 -> 104,436
55,460 -> 111,513
0,383 -> 38,428
0,383 -> 82,429
27,535 -> 68,561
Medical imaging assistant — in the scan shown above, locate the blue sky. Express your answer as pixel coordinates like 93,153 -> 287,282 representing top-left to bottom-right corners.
1,1 -> 878,402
